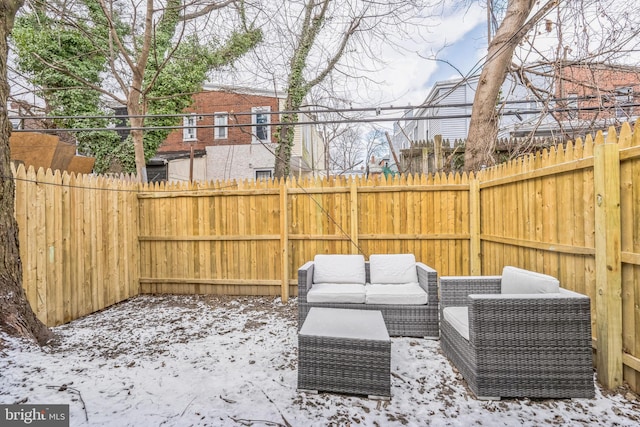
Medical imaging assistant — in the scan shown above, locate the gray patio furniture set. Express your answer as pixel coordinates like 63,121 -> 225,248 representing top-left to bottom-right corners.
296,255 -> 595,400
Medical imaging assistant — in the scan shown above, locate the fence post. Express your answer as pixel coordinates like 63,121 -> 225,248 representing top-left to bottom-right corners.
280,179 -> 289,302
434,134 -> 443,171
593,128 -> 623,389
350,179 -> 359,254
421,146 -> 429,174
469,176 -> 482,275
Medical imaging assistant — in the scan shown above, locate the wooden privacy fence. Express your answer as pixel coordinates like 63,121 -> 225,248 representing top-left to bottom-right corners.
137,173 -> 471,298
11,121 -> 640,393
13,166 -> 140,327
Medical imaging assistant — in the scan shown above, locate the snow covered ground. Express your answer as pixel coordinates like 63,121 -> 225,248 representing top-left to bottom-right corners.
1,295 -> 639,426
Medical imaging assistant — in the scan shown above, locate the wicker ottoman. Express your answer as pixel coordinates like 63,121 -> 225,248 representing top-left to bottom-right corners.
297,307 -> 391,399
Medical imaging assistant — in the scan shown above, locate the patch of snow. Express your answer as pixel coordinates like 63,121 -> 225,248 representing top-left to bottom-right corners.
1,295 -> 638,426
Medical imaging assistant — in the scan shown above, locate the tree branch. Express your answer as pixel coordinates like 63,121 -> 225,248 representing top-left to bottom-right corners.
95,0 -> 138,95
181,0 -> 237,21
306,15 -> 362,90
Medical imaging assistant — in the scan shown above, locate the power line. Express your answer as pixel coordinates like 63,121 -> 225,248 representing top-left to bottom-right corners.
11,101 -> 639,133
8,94 -> 610,123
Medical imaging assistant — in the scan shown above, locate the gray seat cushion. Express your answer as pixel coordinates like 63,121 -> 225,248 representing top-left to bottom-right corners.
313,254 -> 366,284
307,283 -> 366,303
300,308 -> 389,341
442,306 -> 469,341
369,254 -> 418,285
365,283 -> 427,305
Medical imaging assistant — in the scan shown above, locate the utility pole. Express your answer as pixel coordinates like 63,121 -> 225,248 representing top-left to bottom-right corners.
189,145 -> 194,182
384,131 -> 402,174
487,0 -> 492,44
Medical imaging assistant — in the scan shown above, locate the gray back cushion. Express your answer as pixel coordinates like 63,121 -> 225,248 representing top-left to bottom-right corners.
369,254 -> 418,284
313,254 -> 366,284
501,266 -> 560,294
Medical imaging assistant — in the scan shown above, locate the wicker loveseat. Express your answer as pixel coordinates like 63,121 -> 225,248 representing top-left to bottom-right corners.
297,254 -> 439,338
440,266 -> 594,399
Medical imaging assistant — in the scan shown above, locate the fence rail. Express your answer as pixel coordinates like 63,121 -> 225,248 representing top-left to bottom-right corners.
12,121 -> 640,393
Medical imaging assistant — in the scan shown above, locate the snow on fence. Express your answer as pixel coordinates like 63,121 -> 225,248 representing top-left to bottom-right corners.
12,121 -> 640,393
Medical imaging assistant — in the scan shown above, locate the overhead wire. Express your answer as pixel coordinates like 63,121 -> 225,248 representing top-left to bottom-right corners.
10,99 -> 637,133
4,170 -> 244,193
9,94 -> 604,123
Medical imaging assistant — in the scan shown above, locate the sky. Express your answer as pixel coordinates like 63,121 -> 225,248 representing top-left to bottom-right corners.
365,3 -> 488,107
1,294 -> 639,426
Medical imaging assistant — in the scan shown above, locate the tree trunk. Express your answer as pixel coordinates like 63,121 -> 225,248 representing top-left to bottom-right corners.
0,0 -> 52,345
128,90 -> 148,183
274,114 -> 296,178
464,0 -> 536,171
131,117 -> 148,183
273,141 -> 289,178
128,0 -> 151,184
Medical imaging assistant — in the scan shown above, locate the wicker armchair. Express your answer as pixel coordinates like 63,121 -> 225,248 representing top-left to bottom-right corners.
440,267 -> 594,399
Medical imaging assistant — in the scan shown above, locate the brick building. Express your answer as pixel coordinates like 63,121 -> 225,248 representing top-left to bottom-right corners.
158,88 -> 281,153
555,62 -> 640,121
156,86 -> 324,182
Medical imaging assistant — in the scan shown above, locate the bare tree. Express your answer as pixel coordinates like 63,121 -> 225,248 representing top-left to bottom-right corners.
328,125 -> 365,175
327,125 -> 389,176
304,85 -> 368,176
363,128 -> 392,172
15,0 -> 260,182
1,0 -> 52,344
510,0 -> 640,141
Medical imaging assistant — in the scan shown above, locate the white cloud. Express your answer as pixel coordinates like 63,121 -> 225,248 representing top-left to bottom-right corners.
357,2 -> 487,107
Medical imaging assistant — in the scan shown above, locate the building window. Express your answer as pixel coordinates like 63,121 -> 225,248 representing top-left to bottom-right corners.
183,114 -> 197,141
255,169 -> 273,180
214,113 -> 228,140
252,106 -> 271,143
615,86 -> 633,118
